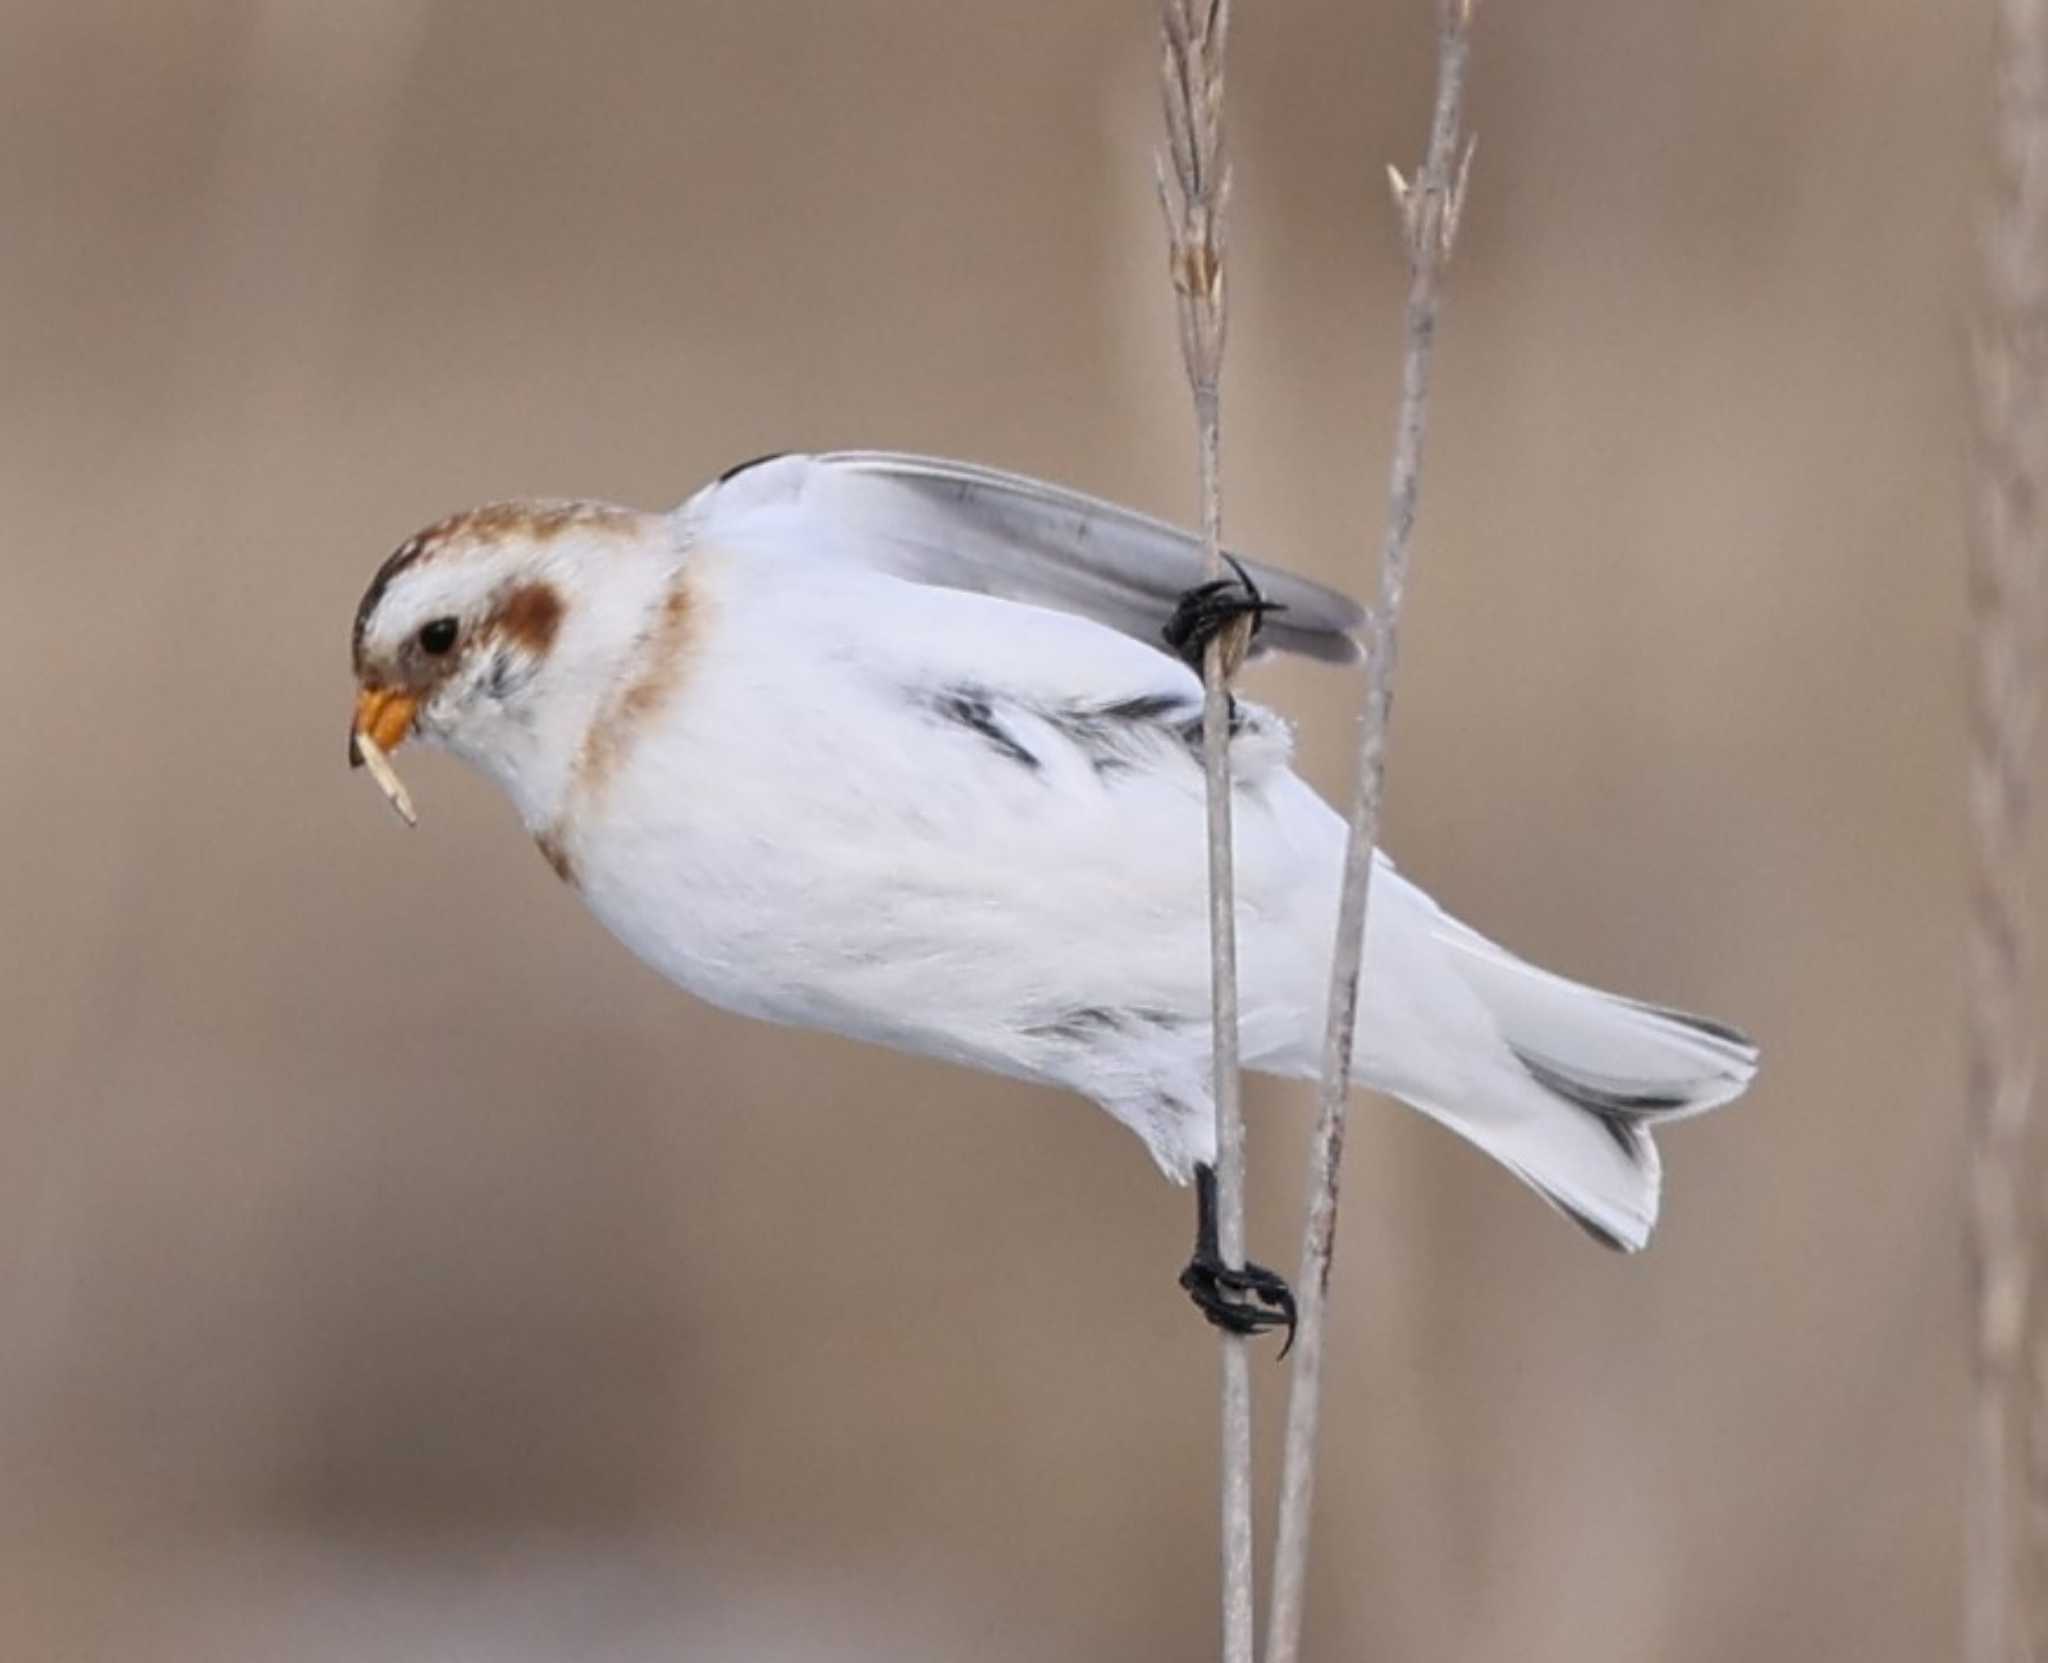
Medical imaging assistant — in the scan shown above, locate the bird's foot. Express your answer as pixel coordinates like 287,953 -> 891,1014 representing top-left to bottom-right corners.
1179,1251 -> 1298,1356
1162,555 -> 1286,674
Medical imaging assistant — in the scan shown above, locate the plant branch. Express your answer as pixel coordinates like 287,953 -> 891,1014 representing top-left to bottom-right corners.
1155,4 -> 1256,1661
1264,7 -> 1478,1661
1971,3 -> 2048,1660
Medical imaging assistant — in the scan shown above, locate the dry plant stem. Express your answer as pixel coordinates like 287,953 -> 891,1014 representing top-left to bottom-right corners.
1265,8 -> 1477,1662
1155,4 -> 1255,1661
1197,389 -> 1257,1663
1972,4 -> 2048,1660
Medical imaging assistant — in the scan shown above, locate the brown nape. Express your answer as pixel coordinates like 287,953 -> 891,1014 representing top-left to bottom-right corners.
433,499 -> 641,548
493,581 -> 565,656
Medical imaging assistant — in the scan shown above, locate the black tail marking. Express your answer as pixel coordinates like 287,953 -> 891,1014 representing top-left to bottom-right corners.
1514,1048 -> 1695,1118
1615,998 -> 1758,1054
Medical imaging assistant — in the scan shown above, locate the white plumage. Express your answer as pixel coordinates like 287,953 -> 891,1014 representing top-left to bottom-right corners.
351,453 -> 1757,1252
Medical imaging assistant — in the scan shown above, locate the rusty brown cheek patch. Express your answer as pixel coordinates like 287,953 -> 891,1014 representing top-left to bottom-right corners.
574,574 -> 697,804
493,581 -> 565,655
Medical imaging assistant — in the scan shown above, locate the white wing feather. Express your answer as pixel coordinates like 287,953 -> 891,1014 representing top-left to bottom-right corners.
679,452 -> 1366,665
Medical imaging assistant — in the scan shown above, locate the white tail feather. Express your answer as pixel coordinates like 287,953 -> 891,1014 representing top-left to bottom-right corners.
1433,916 -> 1759,1117
1350,905 -> 1757,1252
1398,1070 -> 1666,1252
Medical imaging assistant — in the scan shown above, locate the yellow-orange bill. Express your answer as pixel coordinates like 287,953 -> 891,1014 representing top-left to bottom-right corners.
353,685 -> 418,753
354,729 -> 418,826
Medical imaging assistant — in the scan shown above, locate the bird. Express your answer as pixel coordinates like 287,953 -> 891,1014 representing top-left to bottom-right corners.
348,451 -> 1757,1340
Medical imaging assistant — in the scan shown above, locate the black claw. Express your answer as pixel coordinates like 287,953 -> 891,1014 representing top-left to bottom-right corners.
1162,556 -> 1287,672
1180,1163 -> 1298,1356
1180,1254 -> 1299,1356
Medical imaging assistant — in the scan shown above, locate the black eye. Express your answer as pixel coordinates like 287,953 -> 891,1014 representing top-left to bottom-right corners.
418,617 -> 459,656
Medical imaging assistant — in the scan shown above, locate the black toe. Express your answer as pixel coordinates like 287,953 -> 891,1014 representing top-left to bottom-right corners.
1161,557 -> 1287,672
1180,1253 -> 1299,1356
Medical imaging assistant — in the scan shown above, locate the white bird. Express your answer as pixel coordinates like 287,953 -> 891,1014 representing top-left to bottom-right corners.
349,452 -> 1757,1335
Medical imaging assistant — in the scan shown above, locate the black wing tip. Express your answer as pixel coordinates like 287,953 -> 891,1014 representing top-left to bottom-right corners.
715,451 -> 793,486
1514,1048 -> 1695,1120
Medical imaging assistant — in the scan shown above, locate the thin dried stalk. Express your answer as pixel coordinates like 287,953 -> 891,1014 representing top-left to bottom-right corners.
1264,7 -> 1478,1661
1973,3 -> 2048,1660
1155,4 -> 1256,1661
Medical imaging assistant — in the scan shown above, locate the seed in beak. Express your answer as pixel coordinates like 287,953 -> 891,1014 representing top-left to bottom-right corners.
353,728 -> 418,826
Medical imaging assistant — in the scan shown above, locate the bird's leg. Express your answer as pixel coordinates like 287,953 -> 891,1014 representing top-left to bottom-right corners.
1179,1163 -> 1297,1354
1161,555 -> 1287,675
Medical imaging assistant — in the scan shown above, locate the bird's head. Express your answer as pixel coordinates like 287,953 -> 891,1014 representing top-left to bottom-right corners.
349,499 -> 675,826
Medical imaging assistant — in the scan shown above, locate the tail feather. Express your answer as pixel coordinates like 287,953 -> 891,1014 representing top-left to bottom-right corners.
1420,913 -> 1758,1251
1400,1068 -> 1665,1252
1434,917 -> 1760,1118
1513,1125 -> 1658,1253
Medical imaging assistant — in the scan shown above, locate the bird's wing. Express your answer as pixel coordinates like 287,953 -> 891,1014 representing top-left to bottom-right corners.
678,451 -> 1366,666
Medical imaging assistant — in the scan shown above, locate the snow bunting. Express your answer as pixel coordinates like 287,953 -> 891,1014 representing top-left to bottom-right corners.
349,453 -> 1757,1336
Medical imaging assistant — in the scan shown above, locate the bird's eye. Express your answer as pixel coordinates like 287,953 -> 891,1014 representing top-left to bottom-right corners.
418,617 -> 459,656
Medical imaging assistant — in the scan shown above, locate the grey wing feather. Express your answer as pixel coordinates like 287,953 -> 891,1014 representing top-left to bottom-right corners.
684,451 -> 1366,665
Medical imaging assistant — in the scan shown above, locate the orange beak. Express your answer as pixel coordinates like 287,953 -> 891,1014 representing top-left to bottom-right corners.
350,685 -> 418,760
349,685 -> 420,825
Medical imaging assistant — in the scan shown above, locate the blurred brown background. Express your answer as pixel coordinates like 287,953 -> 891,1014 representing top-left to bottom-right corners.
0,2 -> 1981,1658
